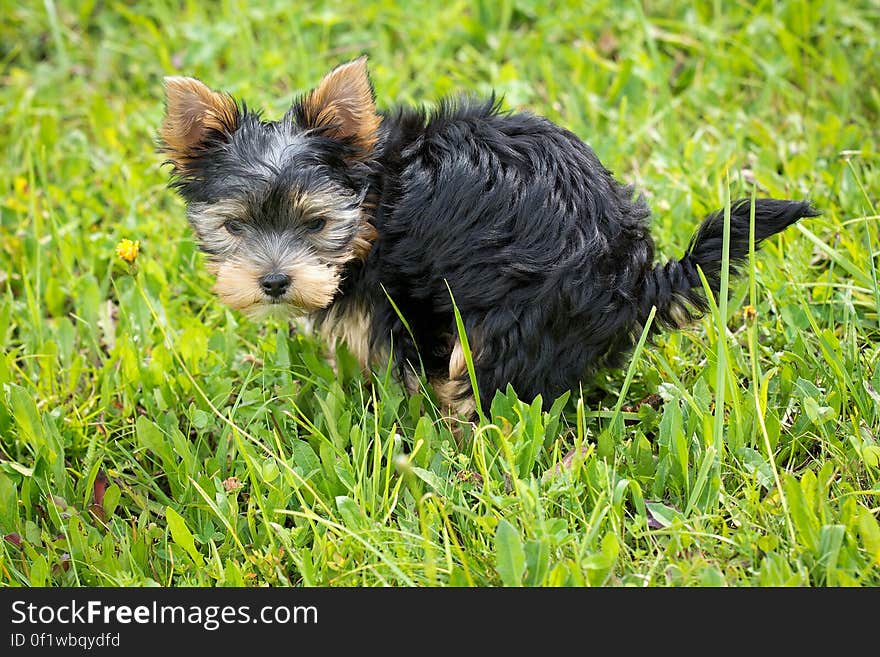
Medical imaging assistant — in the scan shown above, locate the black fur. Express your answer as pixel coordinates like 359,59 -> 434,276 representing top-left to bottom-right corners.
163,68 -> 818,417
339,100 -> 817,411
642,198 -> 817,329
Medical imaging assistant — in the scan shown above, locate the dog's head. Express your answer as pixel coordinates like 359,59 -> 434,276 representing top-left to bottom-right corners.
159,57 -> 379,318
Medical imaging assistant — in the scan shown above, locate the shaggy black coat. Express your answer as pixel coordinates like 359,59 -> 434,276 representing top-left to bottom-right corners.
334,97 -> 817,411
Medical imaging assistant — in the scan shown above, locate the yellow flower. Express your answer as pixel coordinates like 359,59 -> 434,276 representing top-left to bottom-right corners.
115,238 -> 140,263
3,175 -> 30,212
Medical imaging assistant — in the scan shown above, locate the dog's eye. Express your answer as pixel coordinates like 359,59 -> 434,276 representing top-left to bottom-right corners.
224,220 -> 245,235
304,218 -> 326,232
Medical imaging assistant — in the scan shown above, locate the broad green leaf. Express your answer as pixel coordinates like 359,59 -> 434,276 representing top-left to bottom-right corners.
137,416 -> 175,469
646,501 -> 682,528
8,384 -> 44,448
411,467 -> 447,495
223,559 -> 245,587
818,524 -> 845,585
165,506 -> 204,567
857,508 -> 880,566
102,484 -> 121,518
783,475 -> 819,552
584,533 -> 619,586
0,473 -> 17,528
191,409 -> 209,430
335,496 -> 368,530
29,553 -> 49,587
495,519 -> 525,586
524,539 -> 550,586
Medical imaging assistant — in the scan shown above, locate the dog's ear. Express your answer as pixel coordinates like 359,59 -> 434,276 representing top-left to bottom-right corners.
160,76 -> 239,170
299,56 -> 381,158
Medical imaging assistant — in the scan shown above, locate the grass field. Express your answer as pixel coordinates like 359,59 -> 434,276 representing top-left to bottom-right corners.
1,0 -> 879,587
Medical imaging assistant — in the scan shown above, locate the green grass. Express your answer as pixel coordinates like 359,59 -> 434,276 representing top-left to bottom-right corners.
1,0 -> 879,587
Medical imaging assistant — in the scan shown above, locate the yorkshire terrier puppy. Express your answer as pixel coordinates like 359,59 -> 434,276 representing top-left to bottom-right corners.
160,56 -> 817,420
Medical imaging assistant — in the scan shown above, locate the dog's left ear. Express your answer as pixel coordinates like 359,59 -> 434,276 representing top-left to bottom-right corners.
299,56 -> 381,158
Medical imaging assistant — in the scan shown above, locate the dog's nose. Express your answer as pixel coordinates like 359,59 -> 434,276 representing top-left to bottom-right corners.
259,272 -> 291,298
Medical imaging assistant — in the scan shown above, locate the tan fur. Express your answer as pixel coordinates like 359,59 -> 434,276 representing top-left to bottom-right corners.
161,77 -> 238,168
432,333 -> 479,418
667,300 -> 691,329
319,302 -> 376,371
448,338 -> 467,380
291,188 -> 339,218
300,56 -> 381,157
402,368 -> 422,396
353,191 -> 380,260
285,259 -> 341,311
290,187 -> 377,263
212,259 -> 262,311
352,220 -> 378,261
433,377 -> 476,419
211,253 -> 339,315
187,199 -> 249,255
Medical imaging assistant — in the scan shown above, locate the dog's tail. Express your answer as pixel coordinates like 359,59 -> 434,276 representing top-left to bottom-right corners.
640,198 -> 819,330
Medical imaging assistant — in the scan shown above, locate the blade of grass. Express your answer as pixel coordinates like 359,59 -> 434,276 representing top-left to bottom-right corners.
445,280 -> 486,425
744,189 -> 796,545
597,306 -> 656,459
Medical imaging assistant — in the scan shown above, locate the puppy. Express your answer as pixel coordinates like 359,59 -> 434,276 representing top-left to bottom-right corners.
159,56 -> 817,421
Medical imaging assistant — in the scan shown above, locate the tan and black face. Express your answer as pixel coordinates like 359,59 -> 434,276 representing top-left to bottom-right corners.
185,185 -> 374,318
159,57 -> 380,318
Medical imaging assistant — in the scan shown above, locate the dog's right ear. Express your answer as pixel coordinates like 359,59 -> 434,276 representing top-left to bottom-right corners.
160,76 -> 239,171
298,56 -> 380,159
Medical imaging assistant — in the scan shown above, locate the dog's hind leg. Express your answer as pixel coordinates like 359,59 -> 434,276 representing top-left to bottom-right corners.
431,337 -> 478,424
